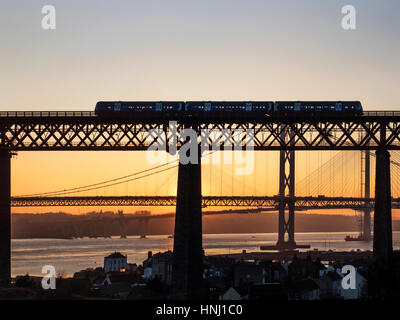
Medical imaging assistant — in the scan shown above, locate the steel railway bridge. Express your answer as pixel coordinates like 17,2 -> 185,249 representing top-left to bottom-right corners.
1,110 -> 400,298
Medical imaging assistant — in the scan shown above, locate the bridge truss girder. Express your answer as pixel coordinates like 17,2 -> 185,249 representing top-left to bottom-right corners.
11,195 -> 400,209
1,115 -> 400,150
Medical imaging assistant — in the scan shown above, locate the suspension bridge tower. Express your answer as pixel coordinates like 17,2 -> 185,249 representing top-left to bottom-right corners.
361,150 -> 372,241
261,126 -> 310,251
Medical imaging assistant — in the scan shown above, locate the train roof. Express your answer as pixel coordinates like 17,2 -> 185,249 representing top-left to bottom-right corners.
275,101 -> 361,105
185,101 -> 273,105
96,101 -> 184,105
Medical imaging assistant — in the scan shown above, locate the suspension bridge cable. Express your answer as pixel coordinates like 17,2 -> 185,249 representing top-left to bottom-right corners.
17,149 -> 218,197
29,165 -> 180,197
16,159 -> 180,197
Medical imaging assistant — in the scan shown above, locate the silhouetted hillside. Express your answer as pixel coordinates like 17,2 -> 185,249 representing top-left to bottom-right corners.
11,211 -> 400,238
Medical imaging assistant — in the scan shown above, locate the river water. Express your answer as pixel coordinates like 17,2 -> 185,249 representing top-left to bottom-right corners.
11,232 -> 400,276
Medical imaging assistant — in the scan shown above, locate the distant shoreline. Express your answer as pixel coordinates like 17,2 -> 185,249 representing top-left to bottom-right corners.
11,230 -> 400,241
12,212 -> 400,239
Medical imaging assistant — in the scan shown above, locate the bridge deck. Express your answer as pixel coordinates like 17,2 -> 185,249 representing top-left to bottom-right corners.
9,195 -> 400,209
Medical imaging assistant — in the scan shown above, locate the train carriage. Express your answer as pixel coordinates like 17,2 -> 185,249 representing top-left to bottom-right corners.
95,101 -> 184,120
184,101 -> 273,120
273,101 -> 362,116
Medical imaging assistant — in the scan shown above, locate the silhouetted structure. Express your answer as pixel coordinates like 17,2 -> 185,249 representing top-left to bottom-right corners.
373,149 -> 393,261
277,127 -> 296,248
171,143 -> 204,299
0,150 -> 11,287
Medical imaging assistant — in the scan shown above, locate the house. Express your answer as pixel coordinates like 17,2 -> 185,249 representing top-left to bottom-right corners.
220,287 -> 242,300
143,267 -> 152,280
338,268 -> 367,300
315,271 -> 343,299
142,251 -> 153,268
127,263 -> 137,273
320,262 -> 368,299
289,278 -> 320,300
92,273 -> 144,298
262,261 -> 288,283
288,255 -> 326,280
141,250 -> 173,284
205,276 -> 229,300
203,263 -> 225,278
204,256 -> 235,277
104,252 -> 128,273
234,261 -> 265,288
151,250 -> 173,285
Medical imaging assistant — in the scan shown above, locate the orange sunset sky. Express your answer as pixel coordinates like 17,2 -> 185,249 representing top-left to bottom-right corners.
1,1 -> 400,218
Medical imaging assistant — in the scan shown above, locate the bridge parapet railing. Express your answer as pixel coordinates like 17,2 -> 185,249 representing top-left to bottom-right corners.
363,111 -> 400,117
0,111 -> 95,117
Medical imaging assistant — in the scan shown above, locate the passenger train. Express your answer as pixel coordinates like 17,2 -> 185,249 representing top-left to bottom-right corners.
94,100 -> 363,118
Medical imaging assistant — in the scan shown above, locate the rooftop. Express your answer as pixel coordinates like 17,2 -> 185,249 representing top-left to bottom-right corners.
105,252 -> 126,260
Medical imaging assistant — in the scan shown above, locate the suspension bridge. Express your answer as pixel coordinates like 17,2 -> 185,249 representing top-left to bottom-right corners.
1,110 -> 400,298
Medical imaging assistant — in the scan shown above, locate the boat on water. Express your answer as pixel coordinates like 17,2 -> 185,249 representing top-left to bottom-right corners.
345,210 -> 372,242
345,234 -> 371,241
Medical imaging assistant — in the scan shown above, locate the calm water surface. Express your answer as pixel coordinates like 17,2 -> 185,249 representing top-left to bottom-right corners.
11,232 -> 400,276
